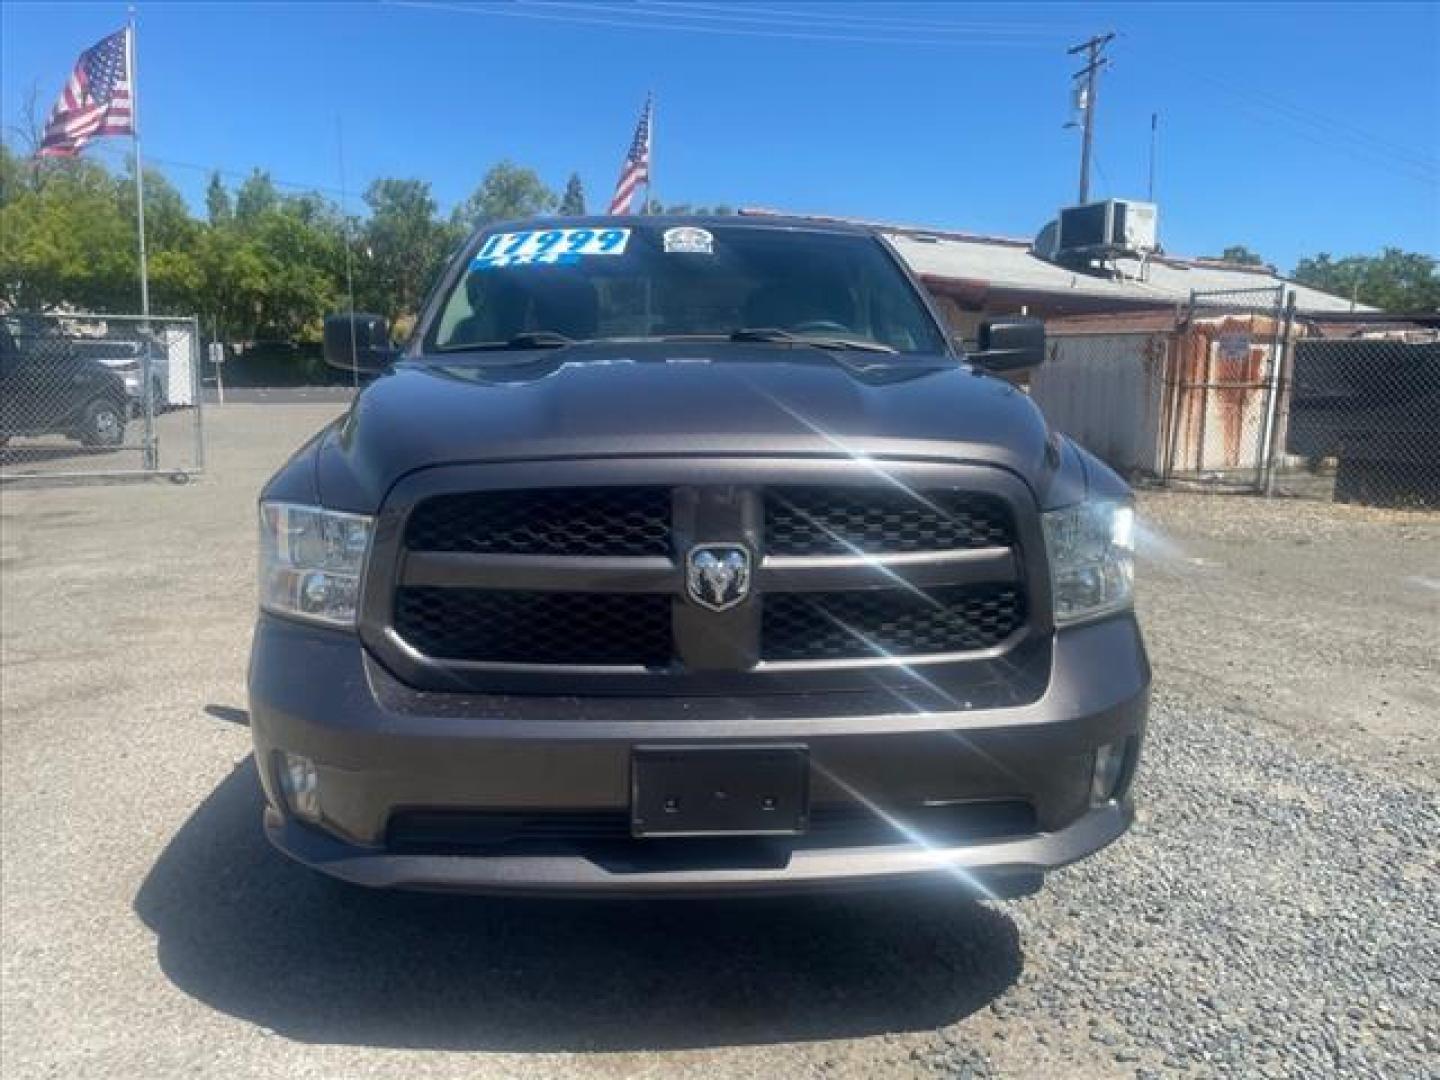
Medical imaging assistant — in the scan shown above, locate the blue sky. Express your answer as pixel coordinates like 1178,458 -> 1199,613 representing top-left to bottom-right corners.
3,1 -> 1436,270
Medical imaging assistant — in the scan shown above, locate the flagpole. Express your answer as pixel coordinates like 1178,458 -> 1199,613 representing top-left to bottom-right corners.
127,8 -> 150,317
645,92 -> 654,214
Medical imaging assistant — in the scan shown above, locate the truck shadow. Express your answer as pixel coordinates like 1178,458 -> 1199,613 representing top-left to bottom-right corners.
134,756 -> 1024,1052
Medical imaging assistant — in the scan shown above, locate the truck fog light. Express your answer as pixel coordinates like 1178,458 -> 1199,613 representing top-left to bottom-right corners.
279,751 -> 321,822
1091,741 -> 1127,805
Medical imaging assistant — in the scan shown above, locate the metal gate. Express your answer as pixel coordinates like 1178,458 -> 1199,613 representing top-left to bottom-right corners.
1163,286 -> 1296,492
0,312 -> 204,481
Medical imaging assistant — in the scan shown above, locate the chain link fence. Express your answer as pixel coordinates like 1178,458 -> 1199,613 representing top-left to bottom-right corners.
1034,295 -> 1293,495
1274,333 -> 1440,508
1164,286 -> 1293,493
1036,295 -> 1439,510
0,312 -> 204,481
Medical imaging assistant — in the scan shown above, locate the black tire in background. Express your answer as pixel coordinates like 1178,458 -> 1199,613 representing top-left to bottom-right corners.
76,397 -> 126,449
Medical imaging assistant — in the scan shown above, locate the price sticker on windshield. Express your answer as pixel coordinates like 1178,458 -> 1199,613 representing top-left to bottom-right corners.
472,227 -> 631,269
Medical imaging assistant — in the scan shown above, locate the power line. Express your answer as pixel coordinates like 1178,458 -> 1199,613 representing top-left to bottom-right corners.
386,0 -> 1062,48
1176,63 -> 1437,174
1109,46 -> 1437,190
1206,95 -> 1438,189
1091,148 -> 1111,199
87,141 -> 352,200
1187,71 -> 1438,179
623,1 -> 1077,36
1122,34 -> 1438,187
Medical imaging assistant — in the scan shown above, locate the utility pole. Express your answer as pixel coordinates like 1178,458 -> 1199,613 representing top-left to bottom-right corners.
1068,32 -> 1114,204
1148,112 -> 1159,202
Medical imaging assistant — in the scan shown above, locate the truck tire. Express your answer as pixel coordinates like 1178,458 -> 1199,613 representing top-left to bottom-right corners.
77,397 -> 126,449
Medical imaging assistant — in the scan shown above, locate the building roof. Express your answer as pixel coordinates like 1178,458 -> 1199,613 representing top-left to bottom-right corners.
1044,309 -> 1439,337
739,208 -> 1372,315
888,230 -> 1368,314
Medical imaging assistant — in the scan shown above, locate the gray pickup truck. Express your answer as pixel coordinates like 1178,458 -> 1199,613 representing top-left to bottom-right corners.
248,215 -> 1149,898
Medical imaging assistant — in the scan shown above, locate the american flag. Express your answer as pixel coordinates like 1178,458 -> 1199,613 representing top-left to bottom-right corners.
38,28 -> 134,158
607,95 -> 652,215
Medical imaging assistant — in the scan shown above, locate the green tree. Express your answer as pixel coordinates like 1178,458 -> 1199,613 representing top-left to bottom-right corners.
205,172 -> 232,225
451,161 -> 556,232
193,224 -> 267,341
1293,249 -> 1440,313
0,141 -> 24,207
234,169 -> 280,224
123,163 -> 198,252
248,199 -> 344,339
1212,245 -> 1266,267
191,180 -> 347,341
0,144 -> 630,346
132,169 -> 202,315
360,177 -> 448,324
0,150 -> 137,311
558,172 -> 586,216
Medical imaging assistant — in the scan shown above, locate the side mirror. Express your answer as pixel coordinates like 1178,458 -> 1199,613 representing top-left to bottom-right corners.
969,317 -> 1045,372
323,312 -> 397,374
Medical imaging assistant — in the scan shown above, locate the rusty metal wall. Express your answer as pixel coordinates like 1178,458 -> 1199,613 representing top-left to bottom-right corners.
1037,288 -> 1294,490
1164,312 -> 1282,481
1163,287 -> 1292,490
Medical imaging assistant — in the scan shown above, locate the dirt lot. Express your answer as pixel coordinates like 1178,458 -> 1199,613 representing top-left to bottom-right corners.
2,404 -> 1436,1079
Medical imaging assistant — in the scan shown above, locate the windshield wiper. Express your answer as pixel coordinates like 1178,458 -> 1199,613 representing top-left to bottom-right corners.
440,330 -> 577,353
728,327 -> 897,354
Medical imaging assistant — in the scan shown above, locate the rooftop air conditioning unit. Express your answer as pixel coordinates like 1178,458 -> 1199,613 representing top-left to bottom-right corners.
1056,199 -> 1158,257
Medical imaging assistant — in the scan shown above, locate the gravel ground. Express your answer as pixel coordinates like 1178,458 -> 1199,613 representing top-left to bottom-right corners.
2,405 -> 1437,1079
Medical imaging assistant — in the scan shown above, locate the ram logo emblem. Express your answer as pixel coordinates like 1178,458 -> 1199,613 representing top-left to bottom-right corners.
686,545 -> 752,612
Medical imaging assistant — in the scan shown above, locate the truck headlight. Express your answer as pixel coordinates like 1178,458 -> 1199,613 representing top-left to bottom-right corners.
1042,500 -> 1135,625
259,502 -> 373,627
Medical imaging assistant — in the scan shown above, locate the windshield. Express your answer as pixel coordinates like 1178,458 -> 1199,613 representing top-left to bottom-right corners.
426,223 -> 949,356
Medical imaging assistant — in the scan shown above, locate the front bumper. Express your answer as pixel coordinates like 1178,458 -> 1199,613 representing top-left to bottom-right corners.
248,613 -> 1149,896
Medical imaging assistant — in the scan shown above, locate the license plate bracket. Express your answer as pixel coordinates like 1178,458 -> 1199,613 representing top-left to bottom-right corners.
631,745 -> 810,838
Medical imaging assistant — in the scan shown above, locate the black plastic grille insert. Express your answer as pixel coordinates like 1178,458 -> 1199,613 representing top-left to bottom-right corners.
765,487 -> 1013,555
386,800 -> 1037,855
406,487 -> 672,557
394,588 -> 672,666
762,585 -> 1024,660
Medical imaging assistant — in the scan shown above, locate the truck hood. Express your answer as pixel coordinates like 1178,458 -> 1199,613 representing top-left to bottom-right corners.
311,343 -> 1075,511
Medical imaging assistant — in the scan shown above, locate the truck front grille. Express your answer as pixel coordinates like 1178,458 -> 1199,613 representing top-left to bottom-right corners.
764,487 -> 1013,555
394,588 -> 672,666
405,487 -> 672,557
761,585 -> 1024,661
385,474 -> 1032,682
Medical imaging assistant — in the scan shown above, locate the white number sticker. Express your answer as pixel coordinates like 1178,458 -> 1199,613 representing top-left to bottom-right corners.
473,227 -> 631,268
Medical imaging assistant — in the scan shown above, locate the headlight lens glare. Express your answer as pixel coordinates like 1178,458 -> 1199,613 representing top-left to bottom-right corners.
1042,500 -> 1135,625
259,502 -> 373,627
